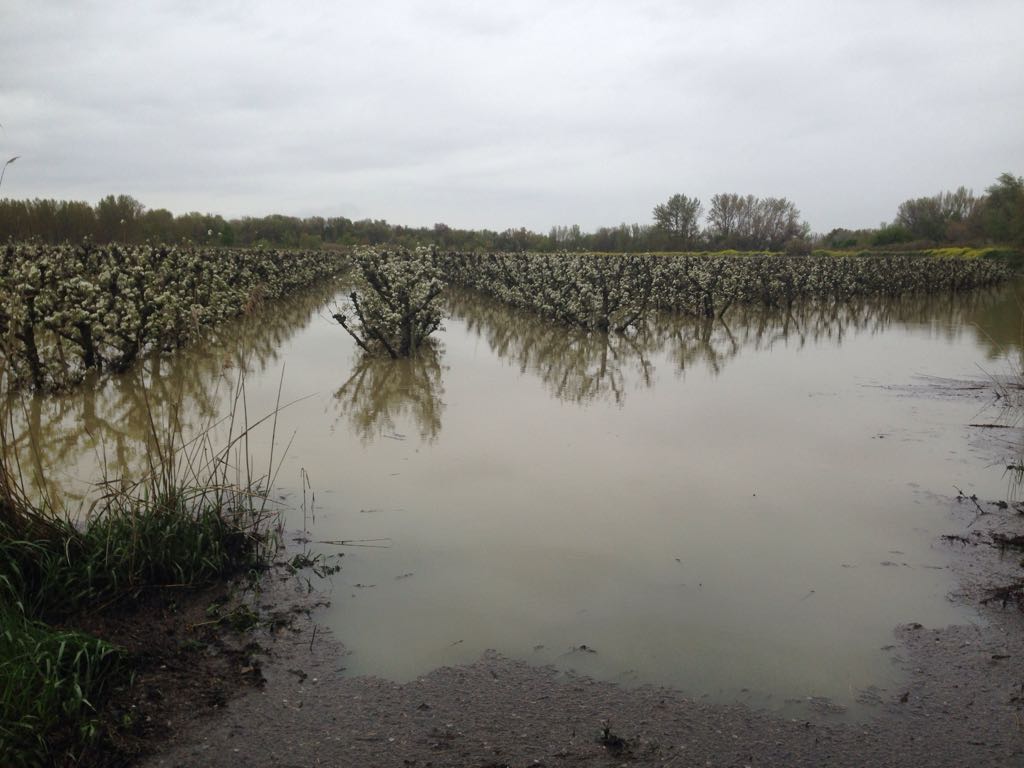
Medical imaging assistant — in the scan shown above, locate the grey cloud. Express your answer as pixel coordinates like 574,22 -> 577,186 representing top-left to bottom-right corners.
1,0 -> 1021,232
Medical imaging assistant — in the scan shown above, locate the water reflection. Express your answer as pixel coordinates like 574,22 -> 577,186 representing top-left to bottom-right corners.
3,284 -> 338,506
449,291 -> 655,405
6,281 -> 1022,506
333,345 -> 446,443
449,286 -> 1020,405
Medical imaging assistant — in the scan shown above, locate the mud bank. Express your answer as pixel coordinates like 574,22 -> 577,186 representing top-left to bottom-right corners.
141,496 -> 1024,768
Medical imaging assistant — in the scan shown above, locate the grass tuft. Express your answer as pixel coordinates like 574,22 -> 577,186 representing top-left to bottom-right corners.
0,362 -> 285,766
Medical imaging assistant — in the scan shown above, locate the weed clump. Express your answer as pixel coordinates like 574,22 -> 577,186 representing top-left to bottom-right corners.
0,369 -> 283,766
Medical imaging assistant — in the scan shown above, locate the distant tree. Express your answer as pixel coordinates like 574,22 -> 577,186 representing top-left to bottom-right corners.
706,193 -> 751,247
895,196 -> 945,241
980,172 -> 1024,244
652,194 -> 703,248
497,227 -> 546,252
895,186 -> 979,242
752,197 -> 805,250
95,194 -> 144,243
54,200 -> 96,243
822,228 -> 860,249
219,222 -> 236,246
548,224 -> 585,251
706,194 -> 803,250
141,208 -> 176,243
871,223 -> 914,246
432,222 -> 454,249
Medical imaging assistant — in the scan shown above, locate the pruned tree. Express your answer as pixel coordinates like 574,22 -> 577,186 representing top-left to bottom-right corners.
333,247 -> 445,358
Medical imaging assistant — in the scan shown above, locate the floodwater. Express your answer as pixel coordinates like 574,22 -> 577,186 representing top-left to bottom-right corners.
9,281 -> 1024,714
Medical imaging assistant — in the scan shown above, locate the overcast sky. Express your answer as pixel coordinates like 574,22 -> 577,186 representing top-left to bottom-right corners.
1,0 -> 1022,234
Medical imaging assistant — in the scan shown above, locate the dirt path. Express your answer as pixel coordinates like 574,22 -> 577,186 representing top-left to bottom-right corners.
140,494 -> 1024,768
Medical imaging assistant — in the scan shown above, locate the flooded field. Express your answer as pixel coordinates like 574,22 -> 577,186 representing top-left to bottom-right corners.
9,280 -> 1024,714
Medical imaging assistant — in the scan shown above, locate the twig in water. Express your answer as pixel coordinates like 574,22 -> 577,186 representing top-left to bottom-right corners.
316,538 -> 392,548
955,486 -> 987,527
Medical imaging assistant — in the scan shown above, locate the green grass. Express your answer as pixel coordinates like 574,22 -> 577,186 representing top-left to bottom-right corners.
0,485 -> 277,766
0,493 -> 273,622
811,246 -> 1024,262
0,365 -> 285,766
0,605 -> 124,766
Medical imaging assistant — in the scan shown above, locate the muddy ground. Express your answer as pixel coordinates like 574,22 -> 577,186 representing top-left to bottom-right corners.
131,485 -> 1024,768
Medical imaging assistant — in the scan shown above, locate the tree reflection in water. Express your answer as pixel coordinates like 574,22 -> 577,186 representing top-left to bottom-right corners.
448,290 -> 656,406
449,285 -> 1018,405
333,344 -> 446,443
4,279 -> 1019,505
2,283 -> 337,507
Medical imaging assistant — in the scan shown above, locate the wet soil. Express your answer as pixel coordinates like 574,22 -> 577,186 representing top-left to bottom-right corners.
61,581 -> 287,766
134,494 -> 1024,768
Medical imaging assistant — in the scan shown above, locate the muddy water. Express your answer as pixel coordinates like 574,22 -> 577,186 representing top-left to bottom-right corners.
10,282 -> 1024,713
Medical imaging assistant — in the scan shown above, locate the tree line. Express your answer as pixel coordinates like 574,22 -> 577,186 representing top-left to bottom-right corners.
821,172 -> 1024,249
0,194 -> 556,252
0,171 -> 1021,252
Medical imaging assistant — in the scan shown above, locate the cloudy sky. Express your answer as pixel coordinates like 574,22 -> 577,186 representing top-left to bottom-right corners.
2,0 -> 1022,234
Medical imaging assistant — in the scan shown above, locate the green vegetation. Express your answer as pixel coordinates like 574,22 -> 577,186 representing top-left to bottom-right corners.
0,243 -> 345,390
823,172 -> 1024,251
1,489 -> 276,765
0,365 -> 283,766
810,247 -> 1021,261
2,171 -> 1021,254
652,193 -> 704,250
0,604 -> 123,768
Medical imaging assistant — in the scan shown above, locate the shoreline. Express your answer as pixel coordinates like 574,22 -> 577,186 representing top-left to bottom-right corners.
135,487 -> 1024,767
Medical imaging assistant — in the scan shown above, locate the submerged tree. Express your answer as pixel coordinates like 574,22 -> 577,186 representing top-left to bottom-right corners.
333,247 -> 445,358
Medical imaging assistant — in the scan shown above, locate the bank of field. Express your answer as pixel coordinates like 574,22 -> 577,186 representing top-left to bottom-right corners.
0,389 -> 283,766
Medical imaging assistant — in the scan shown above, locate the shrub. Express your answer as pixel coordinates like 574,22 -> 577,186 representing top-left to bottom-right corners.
333,247 -> 445,358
